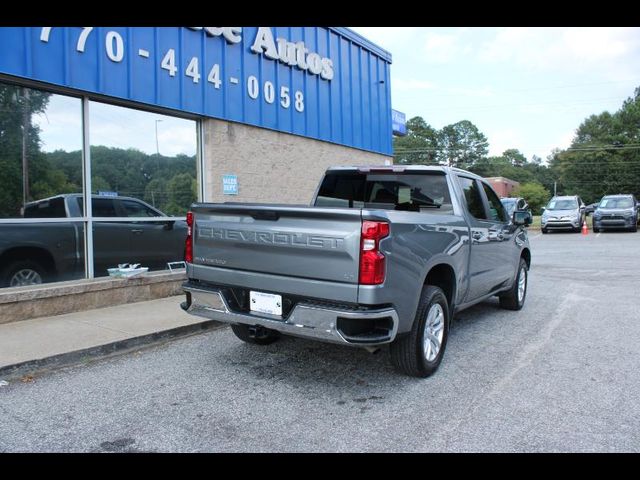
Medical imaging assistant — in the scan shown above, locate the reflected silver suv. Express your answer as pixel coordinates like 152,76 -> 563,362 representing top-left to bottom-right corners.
541,195 -> 585,233
592,194 -> 638,233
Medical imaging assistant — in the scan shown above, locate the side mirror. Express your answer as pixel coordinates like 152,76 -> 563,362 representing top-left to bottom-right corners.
541,207 -> 545,212
513,210 -> 532,226
163,220 -> 175,231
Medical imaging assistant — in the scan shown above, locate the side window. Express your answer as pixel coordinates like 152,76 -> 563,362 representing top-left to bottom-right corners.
457,177 -> 487,220
481,182 -> 509,222
119,199 -> 159,217
91,198 -> 118,217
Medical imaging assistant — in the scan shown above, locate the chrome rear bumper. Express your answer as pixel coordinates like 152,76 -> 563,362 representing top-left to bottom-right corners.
182,283 -> 399,346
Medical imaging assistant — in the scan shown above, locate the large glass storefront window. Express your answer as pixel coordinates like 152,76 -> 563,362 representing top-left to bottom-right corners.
89,101 -> 197,277
0,82 -> 85,287
0,80 -> 199,288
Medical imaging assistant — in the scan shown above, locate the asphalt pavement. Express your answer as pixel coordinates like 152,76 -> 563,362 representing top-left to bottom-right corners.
1,230 -> 639,452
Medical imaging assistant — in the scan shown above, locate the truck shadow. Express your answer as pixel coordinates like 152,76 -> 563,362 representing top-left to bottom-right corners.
212,296 -> 508,394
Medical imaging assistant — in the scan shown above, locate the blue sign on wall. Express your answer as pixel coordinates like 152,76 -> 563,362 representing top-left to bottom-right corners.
0,27 -> 393,156
222,175 -> 238,195
392,109 -> 407,136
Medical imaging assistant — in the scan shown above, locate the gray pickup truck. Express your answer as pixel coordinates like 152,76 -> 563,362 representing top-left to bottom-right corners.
181,166 -> 532,377
0,194 -> 187,287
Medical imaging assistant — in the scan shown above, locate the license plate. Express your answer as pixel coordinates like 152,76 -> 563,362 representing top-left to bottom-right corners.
249,291 -> 282,316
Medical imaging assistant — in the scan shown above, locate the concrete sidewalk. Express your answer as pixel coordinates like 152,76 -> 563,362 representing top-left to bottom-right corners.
0,296 -> 223,380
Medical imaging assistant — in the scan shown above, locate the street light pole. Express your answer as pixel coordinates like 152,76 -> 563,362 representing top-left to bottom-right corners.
155,119 -> 162,156
155,119 -> 163,174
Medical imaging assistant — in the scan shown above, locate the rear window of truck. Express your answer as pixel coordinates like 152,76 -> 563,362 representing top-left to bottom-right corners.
314,172 -> 453,213
23,197 -> 67,218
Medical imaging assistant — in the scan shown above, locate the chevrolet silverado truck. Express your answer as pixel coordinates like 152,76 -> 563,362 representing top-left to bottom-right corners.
0,194 -> 187,287
181,166 -> 532,377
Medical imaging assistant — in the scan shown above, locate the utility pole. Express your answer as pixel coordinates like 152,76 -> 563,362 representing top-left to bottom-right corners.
554,181 -> 557,196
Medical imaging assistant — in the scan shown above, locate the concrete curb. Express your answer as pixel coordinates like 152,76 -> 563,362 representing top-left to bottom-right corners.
0,319 -> 226,381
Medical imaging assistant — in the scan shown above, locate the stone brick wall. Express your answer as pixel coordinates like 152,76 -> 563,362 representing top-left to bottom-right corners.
203,119 -> 392,204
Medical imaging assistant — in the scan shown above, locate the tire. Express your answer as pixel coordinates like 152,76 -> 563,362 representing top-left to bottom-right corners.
389,285 -> 450,378
1,260 -> 47,288
541,228 -> 548,234
499,258 -> 528,311
630,224 -> 637,233
592,225 -> 599,233
230,323 -> 280,345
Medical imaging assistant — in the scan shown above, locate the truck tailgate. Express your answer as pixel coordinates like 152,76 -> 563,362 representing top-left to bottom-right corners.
192,204 -> 362,284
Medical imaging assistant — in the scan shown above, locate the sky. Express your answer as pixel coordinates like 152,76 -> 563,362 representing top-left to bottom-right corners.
350,27 -> 640,161
34,96 -> 198,157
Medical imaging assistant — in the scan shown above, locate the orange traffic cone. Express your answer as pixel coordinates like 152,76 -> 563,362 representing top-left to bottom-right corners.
582,221 -> 588,235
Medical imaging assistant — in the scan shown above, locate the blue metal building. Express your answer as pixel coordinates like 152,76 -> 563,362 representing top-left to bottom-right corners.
0,26 -> 393,156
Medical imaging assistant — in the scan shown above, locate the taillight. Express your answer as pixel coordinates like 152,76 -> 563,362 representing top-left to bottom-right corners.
359,220 -> 389,285
185,211 -> 193,263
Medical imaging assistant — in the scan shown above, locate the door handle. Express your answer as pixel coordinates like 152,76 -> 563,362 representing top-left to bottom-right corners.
131,229 -> 143,234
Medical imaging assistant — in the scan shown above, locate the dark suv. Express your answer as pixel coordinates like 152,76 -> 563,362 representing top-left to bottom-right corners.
501,197 -> 532,223
592,194 -> 638,233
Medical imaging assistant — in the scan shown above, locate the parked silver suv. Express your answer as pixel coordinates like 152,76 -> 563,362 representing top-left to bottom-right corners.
541,195 -> 585,233
592,194 -> 638,233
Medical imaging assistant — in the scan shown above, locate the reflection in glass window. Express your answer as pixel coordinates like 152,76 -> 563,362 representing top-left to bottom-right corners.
481,182 -> 508,222
89,101 -> 197,217
119,199 -> 160,217
91,198 -> 119,217
0,83 -> 82,218
457,177 -> 487,220
0,81 -> 85,288
88,101 -> 196,276
23,196 -> 67,218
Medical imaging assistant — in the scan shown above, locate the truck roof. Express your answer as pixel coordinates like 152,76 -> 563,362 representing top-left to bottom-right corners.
24,193 -> 144,207
325,165 -> 483,179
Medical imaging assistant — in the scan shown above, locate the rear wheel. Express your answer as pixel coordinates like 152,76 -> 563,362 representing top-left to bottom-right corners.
592,225 -> 599,233
630,224 -> 638,233
389,285 -> 450,378
230,323 -> 280,345
1,260 -> 47,288
499,258 -> 528,311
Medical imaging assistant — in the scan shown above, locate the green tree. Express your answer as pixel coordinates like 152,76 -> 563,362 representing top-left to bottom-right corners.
513,182 -> 551,215
393,116 -> 439,164
437,120 -> 489,168
144,178 -> 169,212
0,84 -> 51,216
91,176 -> 111,193
553,88 -> 640,203
502,148 -> 527,167
165,173 -> 197,215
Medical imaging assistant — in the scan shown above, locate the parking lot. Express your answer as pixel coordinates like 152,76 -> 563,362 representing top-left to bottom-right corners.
1,230 -> 640,452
